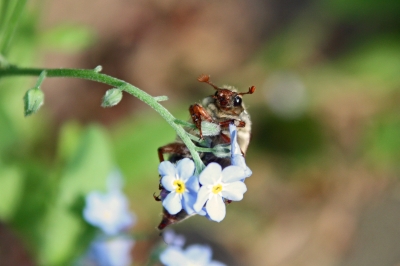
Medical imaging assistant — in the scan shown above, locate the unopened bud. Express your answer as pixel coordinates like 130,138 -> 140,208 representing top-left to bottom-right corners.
200,121 -> 220,136
23,87 -> 44,116
101,88 -> 123,107
212,144 -> 231,158
94,65 -> 102,72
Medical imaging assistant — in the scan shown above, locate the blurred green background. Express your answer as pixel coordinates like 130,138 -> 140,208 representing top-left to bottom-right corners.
1,0 -> 400,265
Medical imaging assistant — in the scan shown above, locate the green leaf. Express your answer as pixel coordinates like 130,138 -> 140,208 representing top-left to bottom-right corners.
0,166 -> 23,220
0,105 -> 18,152
39,24 -> 96,53
363,115 -> 400,169
39,125 -> 114,265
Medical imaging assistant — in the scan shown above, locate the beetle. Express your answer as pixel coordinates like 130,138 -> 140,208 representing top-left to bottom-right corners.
155,74 -> 255,230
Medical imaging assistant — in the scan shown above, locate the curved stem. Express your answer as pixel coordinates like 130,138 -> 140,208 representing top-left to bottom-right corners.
0,66 -> 206,173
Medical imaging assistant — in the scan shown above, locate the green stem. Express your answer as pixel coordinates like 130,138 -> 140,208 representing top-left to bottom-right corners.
0,66 -> 206,173
195,147 -> 214,153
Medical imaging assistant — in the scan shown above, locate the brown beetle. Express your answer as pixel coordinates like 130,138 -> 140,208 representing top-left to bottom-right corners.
155,75 -> 255,230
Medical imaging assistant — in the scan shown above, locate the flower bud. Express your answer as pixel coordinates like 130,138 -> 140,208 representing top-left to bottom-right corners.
200,121 -> 220,136
212,144 -> 231,158
93,65 -> 102,72
23,87 -> 44,116
101,88 -> 123,107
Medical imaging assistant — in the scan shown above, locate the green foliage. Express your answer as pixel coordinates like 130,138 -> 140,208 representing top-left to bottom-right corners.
335,35 -> 400,89
39,24 -> 97,53
363,114 -> 400,170
0,165 -> 23,220
113,113 -> 176,181
322,0 -> 400,21
252,108 -> 324,157
39,124 -> 114,265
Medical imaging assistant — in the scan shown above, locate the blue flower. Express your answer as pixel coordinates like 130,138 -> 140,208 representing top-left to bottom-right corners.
160,244 -> 226,266
229,123 -> 252,178
163,230 -> 185,247
83,170 -> 136,235
193,163 -> 247,222
82,236 -> 134,266
159,158 -> 199,215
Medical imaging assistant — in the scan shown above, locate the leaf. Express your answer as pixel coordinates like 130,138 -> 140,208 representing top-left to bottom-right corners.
0,166 -> 23,220
39,24 -> 96,53
39,124 -> 114,265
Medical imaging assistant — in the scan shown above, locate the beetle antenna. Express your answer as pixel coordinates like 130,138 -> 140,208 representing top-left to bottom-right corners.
238,85 -> 256,96
197,74 -> 221,90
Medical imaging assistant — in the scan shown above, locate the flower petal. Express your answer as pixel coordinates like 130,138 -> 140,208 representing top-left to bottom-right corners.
161,174 -> 176,192
221,181 -> 247,201
193,187 -> 210,212
185,175 -> 200,193
163,230 -> 185,247
206,195 -> 226,222
159,246 -> 186,266
221,165 -> 245,183
162,192 -> 182,215
199,163 -> 222,185
83,191 -> 135,235
159,161 -> 176,177
229,123 -> 241,155
232,155 -> 252,178
185,244 -> 212,264
176,158 -> 195,181
182,191 -> 197,215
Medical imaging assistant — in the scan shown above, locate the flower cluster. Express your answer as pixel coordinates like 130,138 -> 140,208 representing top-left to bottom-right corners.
159,230 -> 226,266
158,124 -> 252,223
78,170 -> 136,266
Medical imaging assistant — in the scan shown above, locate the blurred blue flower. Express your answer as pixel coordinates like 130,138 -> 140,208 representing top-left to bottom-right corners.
193,163 -> 247,222
80,236 -> 134,266
83,170 -> 136,235
163,230 -> 185,248
229,124 -> 252,178
160,244 -> 226,266
159,158 -> 199,215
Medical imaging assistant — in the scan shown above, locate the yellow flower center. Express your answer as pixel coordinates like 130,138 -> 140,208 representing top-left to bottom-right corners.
102,209 -> 113,221
212,184 -> 223,194
173,180 -> 185,194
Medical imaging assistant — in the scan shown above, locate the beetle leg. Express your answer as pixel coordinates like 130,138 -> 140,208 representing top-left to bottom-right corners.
158,142 -> 190,162
218,119 -> 245,128
153,193 -> 162,201
189,104 -> 214,138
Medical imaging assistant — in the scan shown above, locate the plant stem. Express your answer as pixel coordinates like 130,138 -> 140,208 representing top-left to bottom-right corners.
0,66 -> 206,173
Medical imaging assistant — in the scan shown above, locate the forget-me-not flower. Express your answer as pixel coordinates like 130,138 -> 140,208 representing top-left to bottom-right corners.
159,158 -> 199,215
229,123 -> 252,178
160,244 -> 226,266
163,230 -> 185,248
193,163 -> 247,222
83,170 -> 136,235
82,236 -> 134,266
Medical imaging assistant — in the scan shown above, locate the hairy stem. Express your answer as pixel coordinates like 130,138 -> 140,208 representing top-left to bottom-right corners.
0,66 -> 206,173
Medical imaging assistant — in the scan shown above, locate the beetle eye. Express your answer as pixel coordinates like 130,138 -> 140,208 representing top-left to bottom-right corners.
234,96 -> 242,106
